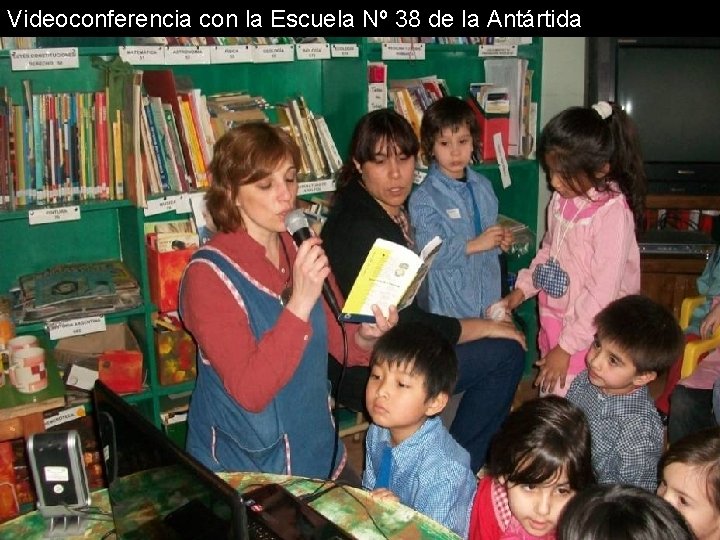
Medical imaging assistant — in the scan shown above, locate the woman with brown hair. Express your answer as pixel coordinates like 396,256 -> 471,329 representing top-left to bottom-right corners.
179,123 -> 396,484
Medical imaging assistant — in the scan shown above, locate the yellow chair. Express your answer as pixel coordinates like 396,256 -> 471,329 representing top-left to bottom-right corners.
679,295 -> 720,378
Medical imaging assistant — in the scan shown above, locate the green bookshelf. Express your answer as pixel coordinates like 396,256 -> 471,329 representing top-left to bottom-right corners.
0,38 -> 543,427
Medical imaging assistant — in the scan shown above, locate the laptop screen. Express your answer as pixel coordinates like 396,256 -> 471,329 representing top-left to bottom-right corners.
93,380 -> 247,539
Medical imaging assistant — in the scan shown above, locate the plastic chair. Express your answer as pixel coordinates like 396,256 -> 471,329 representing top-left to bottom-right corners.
679,295 -> 720,378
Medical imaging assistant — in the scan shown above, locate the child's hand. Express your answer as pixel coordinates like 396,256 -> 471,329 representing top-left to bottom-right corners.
370,488 -> 399,503
534,345 -> 571,393
503,289 -> 526,311
470,225 -> 505,253
700,303 -> 720,339
486,301 -> 511,322
499,227 -> 514,252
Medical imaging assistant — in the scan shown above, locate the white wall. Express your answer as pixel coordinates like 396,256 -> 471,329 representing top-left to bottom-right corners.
536,38 -> 587,240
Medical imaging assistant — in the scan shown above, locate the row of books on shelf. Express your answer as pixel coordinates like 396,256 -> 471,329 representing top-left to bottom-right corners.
0,37 -> 36,50
0,63 -> 342,209
386,56 -> 535,163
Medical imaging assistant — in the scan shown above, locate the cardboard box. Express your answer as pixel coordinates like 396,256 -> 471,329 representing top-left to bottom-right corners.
156,328 -> 196,386
147,240 -> 196,313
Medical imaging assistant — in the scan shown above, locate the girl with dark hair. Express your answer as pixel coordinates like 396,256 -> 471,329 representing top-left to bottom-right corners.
557,484 -> 695,540
469,396 -> 595,539
658,426 -> 720,540
494,101 -> 646,396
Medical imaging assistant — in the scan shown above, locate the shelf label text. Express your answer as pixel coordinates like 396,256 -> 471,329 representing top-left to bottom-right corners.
296,43 -> 331,61
144,195 -> 182,216
381,43 -> 425,61
119,45 -> 166,65
47,316 -> 106,340
479,44 -> 519,57
28,205 -> 80,225
165,46 -> 212,65
252,44 -> 295,63
210,45 -> 253,64
330,44 -> 360,58
10,47 -> 79,71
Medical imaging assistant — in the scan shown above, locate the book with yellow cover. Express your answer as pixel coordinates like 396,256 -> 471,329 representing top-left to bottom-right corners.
340,235 -> 442,323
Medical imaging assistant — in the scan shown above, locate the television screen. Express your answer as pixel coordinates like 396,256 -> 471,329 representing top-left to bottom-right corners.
587,38 -> 720,195
616,47 -> 720,163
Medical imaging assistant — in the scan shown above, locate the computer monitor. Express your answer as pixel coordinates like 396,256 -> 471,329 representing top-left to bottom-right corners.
92,380 -> 248,539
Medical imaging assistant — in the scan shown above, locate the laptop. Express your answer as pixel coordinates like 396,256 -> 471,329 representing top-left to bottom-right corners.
93,381 -> 354,539
93,380 -> 248,539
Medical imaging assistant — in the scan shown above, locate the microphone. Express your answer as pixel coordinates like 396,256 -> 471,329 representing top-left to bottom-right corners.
284,209 -> 342,320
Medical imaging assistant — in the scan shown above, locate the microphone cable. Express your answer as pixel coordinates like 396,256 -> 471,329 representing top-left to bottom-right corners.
327,317 -> 348,481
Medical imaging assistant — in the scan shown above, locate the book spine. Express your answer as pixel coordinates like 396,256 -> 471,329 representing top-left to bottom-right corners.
138,96 -> 161,194
95,92 -> 108,200
112,111 -> 123,200
178,96 -> 207,189
148,97 -> 178,192
31,94 -> 44,203
143,96 -> 169,192
162,104 -> 189,192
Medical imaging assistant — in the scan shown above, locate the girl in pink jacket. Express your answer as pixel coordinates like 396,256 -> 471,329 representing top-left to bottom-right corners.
495,102 -> 646,396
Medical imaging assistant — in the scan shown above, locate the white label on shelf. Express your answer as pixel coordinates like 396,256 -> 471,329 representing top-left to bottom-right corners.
10,48 -> 79,71
478,44 -> 519,57
119,46 -> 166,65
44,405 -> 87,430
368,83 -> 387,112
144,195 -> 181,216
381,43 -> 425,61
173,193 -> 192,214
28,205 -> 80,225
330,43 -> 359,58
165,46 -> 212,65
296,43 -> 331,61
297,178 -> 336,196
210,45 -> 253,64
252,44 -> 295,63
47,316 -> 107,340
494,133 -> 512,188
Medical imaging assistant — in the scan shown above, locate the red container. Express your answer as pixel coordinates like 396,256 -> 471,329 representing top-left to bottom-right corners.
147,239 -> 196,313
98,349 -> 143,394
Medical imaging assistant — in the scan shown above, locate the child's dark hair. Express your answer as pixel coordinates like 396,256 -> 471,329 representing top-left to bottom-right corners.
537,102 -> 646,231
419,96 -> 479,164
369,322 -> 457,400
593,294 -> 684,374
557,484 -> 695,540
487,396 -> 594,491
660,426 -> 720,512
337,108 -> 419,190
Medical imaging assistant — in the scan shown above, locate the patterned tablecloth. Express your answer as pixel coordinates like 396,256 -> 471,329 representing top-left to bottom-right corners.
0,471 -> 460,539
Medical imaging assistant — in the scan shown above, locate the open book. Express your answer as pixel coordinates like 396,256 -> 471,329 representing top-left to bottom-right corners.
340,236 -> 442,323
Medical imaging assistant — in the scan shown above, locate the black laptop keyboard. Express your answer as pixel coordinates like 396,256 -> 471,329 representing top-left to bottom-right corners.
247,513 -> 282,540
